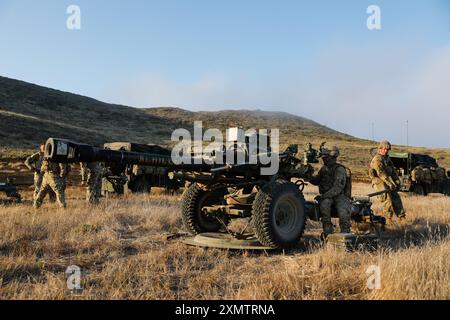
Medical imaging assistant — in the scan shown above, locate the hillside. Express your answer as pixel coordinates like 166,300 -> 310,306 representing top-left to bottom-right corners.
0,76 -> 180,153
0,76 -> 352,149
1,75 -> 449,177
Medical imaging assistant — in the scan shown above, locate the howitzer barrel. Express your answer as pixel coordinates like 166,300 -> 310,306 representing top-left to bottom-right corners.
44,138 -> 210,170
367,189 -> 389,198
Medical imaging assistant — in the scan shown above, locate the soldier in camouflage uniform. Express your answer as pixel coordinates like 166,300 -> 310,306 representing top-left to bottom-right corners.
369,141 -> 406,220
304,143 -> 319,164
80,162 -> 88,186
305,146 -> 352,237
82,162 -> 104,205
24,143 -> 56,202
34,159 -> 69,209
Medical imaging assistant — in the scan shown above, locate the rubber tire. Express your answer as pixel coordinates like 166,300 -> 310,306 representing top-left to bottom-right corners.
181,183 -> 227,235
445,180 -> 450,196
252,180 -> 306,249
412,184 -> 425,196
132,177 -> 152,194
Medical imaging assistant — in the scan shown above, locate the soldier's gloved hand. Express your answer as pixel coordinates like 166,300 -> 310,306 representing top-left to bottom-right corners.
300,164 -> 313,180
314,195 -> 322,203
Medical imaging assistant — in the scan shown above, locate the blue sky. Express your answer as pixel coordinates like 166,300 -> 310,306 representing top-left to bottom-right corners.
1,0 -> 449,147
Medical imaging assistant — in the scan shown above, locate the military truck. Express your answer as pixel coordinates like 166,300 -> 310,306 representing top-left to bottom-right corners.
389,152 -> 450,196
102,142 -> 182,195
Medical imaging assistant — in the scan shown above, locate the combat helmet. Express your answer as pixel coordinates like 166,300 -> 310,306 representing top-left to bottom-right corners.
378,140 -> 392,150
320,145 -> 340,158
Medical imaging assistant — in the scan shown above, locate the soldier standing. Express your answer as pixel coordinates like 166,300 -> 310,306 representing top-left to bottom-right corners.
80,162 -> 88,186
304,143 -> 319,164
369,141 -> 406,220
305,146 -> 352,237
34,159 -> 69,208
82,162 -> 104,205
24,143 -> 56,202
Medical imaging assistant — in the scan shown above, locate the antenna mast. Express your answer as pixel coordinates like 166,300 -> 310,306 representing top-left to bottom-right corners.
406,120 -> 409,148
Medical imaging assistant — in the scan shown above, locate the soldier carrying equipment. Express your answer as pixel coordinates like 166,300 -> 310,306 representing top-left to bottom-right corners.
34,159 -> 69,209
24,143 -> 57,202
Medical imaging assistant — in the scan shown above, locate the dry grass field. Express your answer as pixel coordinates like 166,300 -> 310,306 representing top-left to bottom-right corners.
0,183 -> 448,300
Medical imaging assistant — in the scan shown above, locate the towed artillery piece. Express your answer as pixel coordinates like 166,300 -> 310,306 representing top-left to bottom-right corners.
44,132 -> 385,249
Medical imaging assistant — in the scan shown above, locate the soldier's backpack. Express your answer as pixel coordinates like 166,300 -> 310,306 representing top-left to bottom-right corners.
333,164 -> 352,198
342,165 -> 352,198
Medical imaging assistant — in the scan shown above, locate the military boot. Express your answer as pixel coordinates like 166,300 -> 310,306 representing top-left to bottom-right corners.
397,209 -> 406,220
339,219 -> 352,234
320,223 -> 334,241
33,200 -> 42,209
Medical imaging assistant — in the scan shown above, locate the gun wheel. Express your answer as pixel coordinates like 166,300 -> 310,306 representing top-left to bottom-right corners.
181,183 -> 227,235
412,184 -> 425,196
252,180 -> 306,249
132,177 -> 152,193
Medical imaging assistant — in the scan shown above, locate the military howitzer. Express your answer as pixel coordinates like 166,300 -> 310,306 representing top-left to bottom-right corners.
44,135 -> 381,249
45,133 -> 313,249
0,178 -> 22,204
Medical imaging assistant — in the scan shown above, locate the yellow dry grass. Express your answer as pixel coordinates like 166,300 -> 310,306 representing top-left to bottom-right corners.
0,183 -> 448,300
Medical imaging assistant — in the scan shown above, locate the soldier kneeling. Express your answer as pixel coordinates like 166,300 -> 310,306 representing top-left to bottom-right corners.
305,146 -> 352,239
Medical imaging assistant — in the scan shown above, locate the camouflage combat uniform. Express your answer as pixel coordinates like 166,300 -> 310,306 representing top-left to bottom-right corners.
304,143 -> 318,164
307,146 -> 352,236
369,141 -> 405,219
80,162 -> 88,185
25,151 -> 56,202
82,162 -> 103,204
34,160 -> 68,208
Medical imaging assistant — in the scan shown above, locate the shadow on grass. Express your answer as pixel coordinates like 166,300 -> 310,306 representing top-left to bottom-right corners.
380,222 -> 450,250
219,220 -> 450,256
